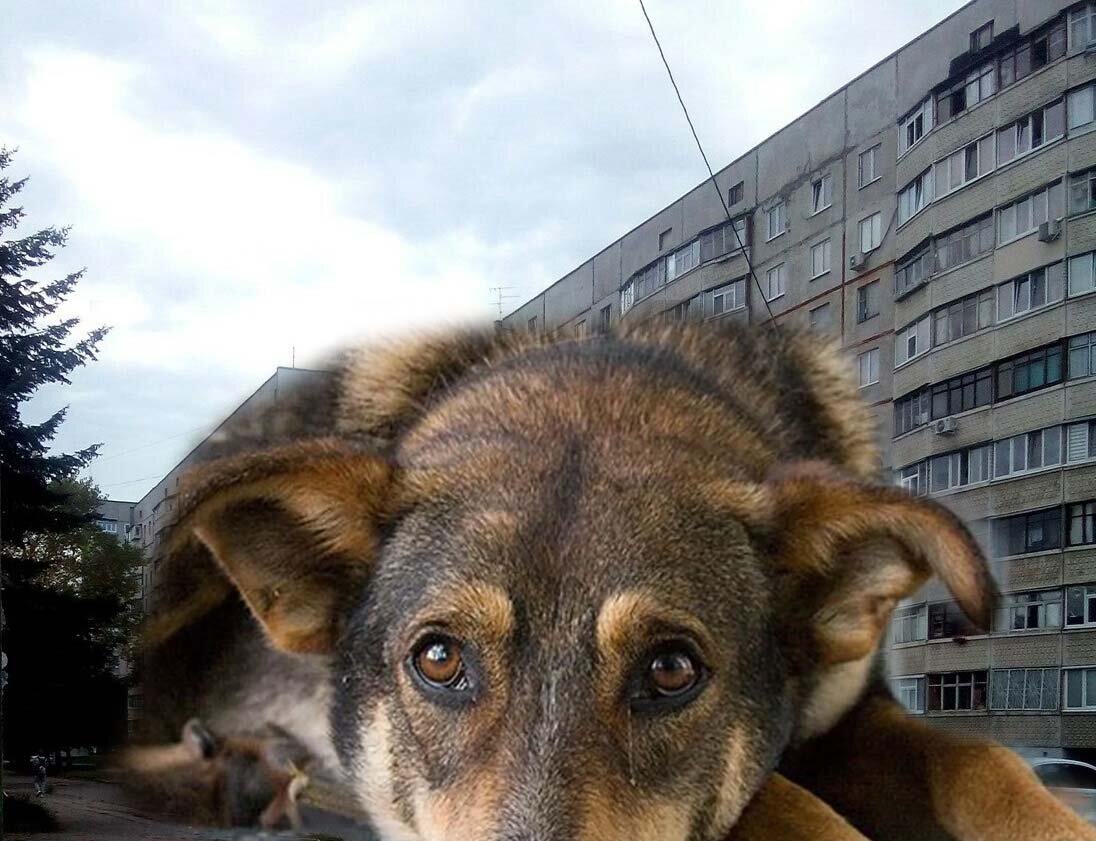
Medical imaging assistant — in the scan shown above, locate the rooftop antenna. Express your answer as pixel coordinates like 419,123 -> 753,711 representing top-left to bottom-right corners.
291,345 -> 296,368
489,286 -> 520,319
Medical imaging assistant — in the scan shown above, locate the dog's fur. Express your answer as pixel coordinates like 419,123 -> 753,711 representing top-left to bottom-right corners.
134,323 -> 1096,840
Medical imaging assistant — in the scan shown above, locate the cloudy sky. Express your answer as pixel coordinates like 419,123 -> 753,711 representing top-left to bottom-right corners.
3,0 -> 966,501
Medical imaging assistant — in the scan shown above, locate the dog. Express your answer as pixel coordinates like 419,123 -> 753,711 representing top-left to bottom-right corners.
123,718 -> 311,829
134,322 -> 1096,840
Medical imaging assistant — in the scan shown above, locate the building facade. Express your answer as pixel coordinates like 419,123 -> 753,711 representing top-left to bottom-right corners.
500,0 -> 1096,757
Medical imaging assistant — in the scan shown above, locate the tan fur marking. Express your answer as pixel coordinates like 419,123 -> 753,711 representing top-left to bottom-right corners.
709,725 -> 755,834
577,791 -> 691,841
595,591 -> 713,663
354,705 -> 420,841
796,654 -> 874,740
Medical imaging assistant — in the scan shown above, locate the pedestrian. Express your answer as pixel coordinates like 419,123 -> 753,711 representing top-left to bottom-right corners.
33,754 -> 47,797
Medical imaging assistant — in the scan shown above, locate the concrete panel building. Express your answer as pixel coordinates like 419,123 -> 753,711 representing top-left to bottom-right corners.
500,1 -> 1096,758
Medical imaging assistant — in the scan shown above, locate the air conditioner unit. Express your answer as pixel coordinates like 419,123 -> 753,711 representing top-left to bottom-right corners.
1038,219 -> 1062,242
849,253 -> 866,272
932,417 -> 958,435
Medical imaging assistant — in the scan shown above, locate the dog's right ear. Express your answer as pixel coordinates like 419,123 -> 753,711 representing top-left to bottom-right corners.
175,438 -> 391,655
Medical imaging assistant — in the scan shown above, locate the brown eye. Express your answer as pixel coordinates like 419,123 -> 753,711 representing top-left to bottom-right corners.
414,637 -> 465,687
648,651 -> 699,696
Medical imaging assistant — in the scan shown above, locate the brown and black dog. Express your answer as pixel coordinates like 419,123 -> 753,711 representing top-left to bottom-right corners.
134,322 -> 1095,840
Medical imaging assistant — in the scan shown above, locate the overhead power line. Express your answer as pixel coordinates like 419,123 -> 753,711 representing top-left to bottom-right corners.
636,0 -> 776,325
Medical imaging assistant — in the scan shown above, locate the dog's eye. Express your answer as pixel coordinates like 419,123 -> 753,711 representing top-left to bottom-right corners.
630,645 -> 707,714
649,651 -> 698,696
411,635 -> 470,692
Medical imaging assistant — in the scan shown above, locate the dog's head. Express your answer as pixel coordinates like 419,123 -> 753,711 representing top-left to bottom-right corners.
170,324 -> 994,841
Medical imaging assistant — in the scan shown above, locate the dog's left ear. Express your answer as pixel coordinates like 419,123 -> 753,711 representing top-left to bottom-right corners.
766,461 -> 996,666
173,438 -> 392,655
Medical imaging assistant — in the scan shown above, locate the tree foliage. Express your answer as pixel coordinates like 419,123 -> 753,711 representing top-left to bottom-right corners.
1,147 -> 136,761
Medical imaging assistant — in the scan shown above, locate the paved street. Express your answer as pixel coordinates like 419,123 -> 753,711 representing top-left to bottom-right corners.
2,775 -> 373,841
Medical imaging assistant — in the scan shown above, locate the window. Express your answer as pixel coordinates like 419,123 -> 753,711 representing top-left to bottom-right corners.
857,348 -> 880,387
892,604 -> 927,644
1067,420 -> 1096,462
1070,83 -> 1096,132
1065,667 -> 1096,711
598,305 -> 611,333
929,602 -> 982,640
934,135 -> 995,197
898,169 -> 933,225
999,20 -> 1066,87
1071,4 -> 1096,53
766,201 -> 786,241
857,280 -> 880,323
1070,169 -> 1096,215
96,520 -> 118,534
895,314 -> 931,367
574,320 -> 587,338
1070,501 -> 1096,547
926,443 -> 992,493
810,239 -> 831,278
996,344 -> 1063,400
1070,332 -> 1096,379
994,591 -> 1062,633
970,22 -> 993,52
810,173 -> 833,214
1070,252 -> 1096,299
927,671 -> 987,711
699,216 -> 749,262
998,263 -> 1065,320
997,181 -> 1063,244
931,366 -> 993,419
993,507 -> 1062,556
932,289 -> 994,347
659,228 -> 673,251
935,215 -> 994,272
709,279 -> 745,316
1066,585 -> 1096,627
808,303 -> 831,331
664,299 -> 695,324
666,240 -> 700,280
528,316 -> 538,332
997,99 -> 1065,165
991,668 -> 1059,711
858,144 -> 880,187
897,460 -> 929,495
894,388 -> 931,436
936,63 -> 995,123
994,427 -> 1063,478
895,247 -> 931,297
899,97 -> 933,156
894,676 -> 926,714
859,212 -> 882,252
765,263 -> 785,300
728,181 -> 744,206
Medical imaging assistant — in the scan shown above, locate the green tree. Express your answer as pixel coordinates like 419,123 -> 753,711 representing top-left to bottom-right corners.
0,147 -> 135,763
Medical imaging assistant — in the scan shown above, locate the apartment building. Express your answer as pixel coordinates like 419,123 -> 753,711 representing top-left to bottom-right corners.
94,498 -> 137,544
499,1 -> 1096,758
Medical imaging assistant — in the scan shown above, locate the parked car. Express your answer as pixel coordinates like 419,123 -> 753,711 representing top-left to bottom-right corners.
1029,758 -> 1096,823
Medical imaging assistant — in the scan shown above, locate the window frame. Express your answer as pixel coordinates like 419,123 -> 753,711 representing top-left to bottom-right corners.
994,590 -> 1063,633
996,98 -> 1066,166
894,676 -> 927,714
898,168 -> 934,226
708,278 -> 746,317
859,212 -> 883,253
766,201 -> 787,241
765,263 -> 785,301
856,280 -> 880,323
1066,585 -> 1096,629
898,97 -> 934,157
1064,666 -> 1096,711
810,238 -> 831,279
990,667 -> 1060,711
927,670 -> 988,712
858,144 -> 881,188
857,347 -> 880,388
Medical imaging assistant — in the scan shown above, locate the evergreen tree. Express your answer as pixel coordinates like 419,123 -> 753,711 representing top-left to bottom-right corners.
0,146 -> 108,552
1,147 -> 136,763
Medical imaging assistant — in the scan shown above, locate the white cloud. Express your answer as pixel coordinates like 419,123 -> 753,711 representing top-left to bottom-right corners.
9,47 -> 493,377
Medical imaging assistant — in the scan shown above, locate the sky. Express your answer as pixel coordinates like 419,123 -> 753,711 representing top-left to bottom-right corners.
2,0 -> 968,502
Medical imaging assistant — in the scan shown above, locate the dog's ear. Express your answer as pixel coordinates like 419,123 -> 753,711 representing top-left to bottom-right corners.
175,438 -> 391,655
766,461 -> 996,666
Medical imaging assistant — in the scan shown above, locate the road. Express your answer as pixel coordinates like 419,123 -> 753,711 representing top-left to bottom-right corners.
2,775 -> 372,841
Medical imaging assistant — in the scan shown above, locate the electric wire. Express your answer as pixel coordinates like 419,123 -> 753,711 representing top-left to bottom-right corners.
636,0 -> 776,325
